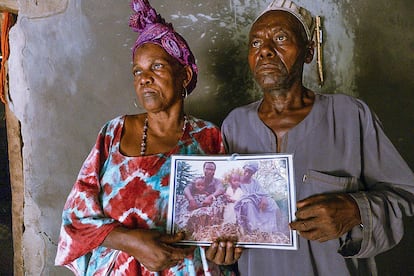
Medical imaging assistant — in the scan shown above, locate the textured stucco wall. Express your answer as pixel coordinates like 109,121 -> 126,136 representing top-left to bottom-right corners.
7,0 -> 413,275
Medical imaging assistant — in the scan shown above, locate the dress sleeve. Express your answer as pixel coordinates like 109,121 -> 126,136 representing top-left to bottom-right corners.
193,120 -> 225,154
55,122 -> 121,266
206,125 -> 226,154
340,102 -> 414,258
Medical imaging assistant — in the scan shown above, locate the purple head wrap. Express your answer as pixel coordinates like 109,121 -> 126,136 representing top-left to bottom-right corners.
129,0 -> 198,94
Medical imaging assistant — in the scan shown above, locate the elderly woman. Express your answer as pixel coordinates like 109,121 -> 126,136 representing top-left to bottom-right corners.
55,0 -> 241,275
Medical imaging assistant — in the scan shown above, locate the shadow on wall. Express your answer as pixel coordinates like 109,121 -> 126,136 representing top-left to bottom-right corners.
207,38 -> 259,125
184,4 -> 262,126
185,40 -> 258,126
376,217 -> 414,276
349,0 -> 414,275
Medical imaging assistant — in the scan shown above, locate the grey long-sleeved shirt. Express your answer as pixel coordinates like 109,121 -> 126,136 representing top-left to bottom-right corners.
221,93 -> 414,276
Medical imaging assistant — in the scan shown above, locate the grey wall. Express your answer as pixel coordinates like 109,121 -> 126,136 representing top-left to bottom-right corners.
7,0 -> 413,275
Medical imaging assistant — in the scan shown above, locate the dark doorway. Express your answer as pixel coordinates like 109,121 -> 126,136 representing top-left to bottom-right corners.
0,103 -> 13,275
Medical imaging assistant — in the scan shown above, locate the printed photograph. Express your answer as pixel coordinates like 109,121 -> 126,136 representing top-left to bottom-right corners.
167,154 -> 297,250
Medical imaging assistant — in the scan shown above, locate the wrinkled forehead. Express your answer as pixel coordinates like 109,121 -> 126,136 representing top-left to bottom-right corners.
133,42 -> 183,69
250,10 -> 306,41
134,42 -> 178,62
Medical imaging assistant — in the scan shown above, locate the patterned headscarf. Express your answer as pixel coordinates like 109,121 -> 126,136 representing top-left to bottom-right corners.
129,0 -> 198,94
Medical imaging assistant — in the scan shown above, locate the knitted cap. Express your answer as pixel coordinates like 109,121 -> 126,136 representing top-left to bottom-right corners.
129,0 -> 198,94
256,0 -> 316,41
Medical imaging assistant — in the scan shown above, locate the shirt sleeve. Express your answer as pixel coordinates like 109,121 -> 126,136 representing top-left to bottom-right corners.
55,122 -> 121,267
339,102 -> 414,258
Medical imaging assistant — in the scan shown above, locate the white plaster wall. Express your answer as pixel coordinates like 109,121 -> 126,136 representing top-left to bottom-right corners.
7,0 -> 413,274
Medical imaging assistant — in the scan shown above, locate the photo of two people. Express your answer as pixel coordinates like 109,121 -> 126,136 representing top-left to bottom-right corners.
167,154 -> 297,250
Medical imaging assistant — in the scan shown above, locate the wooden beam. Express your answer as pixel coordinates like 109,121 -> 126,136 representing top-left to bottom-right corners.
0,0 -> 18,14
3,60 -> 23,274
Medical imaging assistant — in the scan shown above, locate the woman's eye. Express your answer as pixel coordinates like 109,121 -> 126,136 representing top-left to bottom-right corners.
152,63 -> 163,70
133,69 -> 142,76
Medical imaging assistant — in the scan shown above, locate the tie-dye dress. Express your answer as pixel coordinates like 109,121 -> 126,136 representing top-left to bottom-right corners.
55,115 -> 225,275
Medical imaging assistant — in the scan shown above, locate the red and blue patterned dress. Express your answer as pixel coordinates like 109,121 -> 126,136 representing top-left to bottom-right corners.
55,115 -> 225,275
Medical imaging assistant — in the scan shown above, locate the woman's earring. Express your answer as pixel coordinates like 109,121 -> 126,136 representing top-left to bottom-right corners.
134,98 -> 138,108
181,87 -> 188,99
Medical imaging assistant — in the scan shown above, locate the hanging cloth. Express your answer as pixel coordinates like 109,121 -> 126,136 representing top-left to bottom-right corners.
1,12 -> 15,104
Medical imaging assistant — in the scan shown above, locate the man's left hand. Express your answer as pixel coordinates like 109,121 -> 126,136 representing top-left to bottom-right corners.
289,193 -> 361,242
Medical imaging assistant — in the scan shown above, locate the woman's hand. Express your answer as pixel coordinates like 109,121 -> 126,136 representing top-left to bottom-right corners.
205,239 -> 243,265
103,228 -> 195,271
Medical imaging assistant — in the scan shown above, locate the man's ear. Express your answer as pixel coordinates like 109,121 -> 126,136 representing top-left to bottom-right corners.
304,40 -> 315,64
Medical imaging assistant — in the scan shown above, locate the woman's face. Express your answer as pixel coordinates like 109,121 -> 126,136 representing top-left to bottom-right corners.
133,43 -> 189,113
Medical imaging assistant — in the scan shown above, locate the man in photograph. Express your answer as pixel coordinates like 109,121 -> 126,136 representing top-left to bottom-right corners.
184,161 -> 225,210
235,162 -> 285,234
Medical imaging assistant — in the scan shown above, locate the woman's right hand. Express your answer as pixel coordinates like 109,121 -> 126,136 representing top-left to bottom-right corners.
103,228 -> 195,271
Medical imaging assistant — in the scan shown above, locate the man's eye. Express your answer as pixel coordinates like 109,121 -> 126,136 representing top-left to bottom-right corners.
251,40 -> 262,48
275,35 -> 287,42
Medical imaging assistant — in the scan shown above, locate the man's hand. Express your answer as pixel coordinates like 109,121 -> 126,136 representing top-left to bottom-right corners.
289,193 -> 361,242
202,195 -> 214,206
205,239 -> 243,265
259,197 -> 268,211
188,199 -> 199,210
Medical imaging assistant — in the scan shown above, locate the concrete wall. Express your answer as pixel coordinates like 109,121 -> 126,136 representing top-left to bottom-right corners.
7,0 -> 413,274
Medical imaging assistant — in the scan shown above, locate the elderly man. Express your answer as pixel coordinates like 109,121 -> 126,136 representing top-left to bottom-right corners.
218,0 -> 414,275
234,161 -> 284,235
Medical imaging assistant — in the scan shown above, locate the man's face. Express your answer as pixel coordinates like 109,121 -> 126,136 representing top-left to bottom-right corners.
248,10 -> 308,92
203,163 -> 216,177
242,168 -> 255,182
